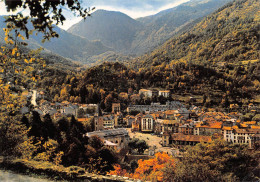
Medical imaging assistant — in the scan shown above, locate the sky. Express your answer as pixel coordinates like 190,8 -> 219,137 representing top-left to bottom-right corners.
0,0 -> 190,30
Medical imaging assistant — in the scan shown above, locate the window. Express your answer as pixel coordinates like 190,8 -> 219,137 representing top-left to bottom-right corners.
148,120 -> 152,129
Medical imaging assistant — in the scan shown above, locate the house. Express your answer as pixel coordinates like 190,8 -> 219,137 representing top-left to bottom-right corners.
162,132 -> 212,147
179,123 -> 194,135
139,89 -> 153,98
60,104 -> 78,116
131,113 -> 143,132
127,101 -> 186,113
119,92 -> 128,100
123,115 -> 135,127
194,121 -> 222,136
141,114 -> 154,132
79,104 -> 98,115
94,115 -> 104,131
112,103 -> 121,114
251,134 -> 260,148
158,90 -> 170,98
114,112 -> 124,127
155,119 -> 179,135
223,128 -> 260,146
103,115 -> 115,129
85,128 -> 130,150
222,126 -> 233,143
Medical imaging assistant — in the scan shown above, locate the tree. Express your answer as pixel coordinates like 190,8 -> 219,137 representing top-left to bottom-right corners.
133,152 -> 175,181
128,138 -> 149,154
172,139 -> 259,182
43,114 -> 57,139
28,111 -> 45,140
136,140 -> 149,154
89,135 -> 104,150
2,0 -> 94,41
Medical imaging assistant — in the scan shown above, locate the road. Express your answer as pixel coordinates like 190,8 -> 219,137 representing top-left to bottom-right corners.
31,90 -> 37,106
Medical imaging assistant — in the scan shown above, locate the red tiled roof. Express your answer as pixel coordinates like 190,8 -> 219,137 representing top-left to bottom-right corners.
171,133 -> 212,143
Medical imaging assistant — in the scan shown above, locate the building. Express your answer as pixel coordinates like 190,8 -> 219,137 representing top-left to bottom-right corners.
127,101 -> 186,113
114,112 -> 124,127
155,119 -> 179,135
158,90 -> 170,98
94,115 -> 104,131
60,104 -> 78,116
222,127 -> 260,146
251,134 -> 260,148
179,123 -> 194,135
141,114 -> 154,132
103,115 -> 115,129
139,89 -> 153,98
123,115 -> 135,127
112,103 -> 121,114
162,132 -> 212,147
131,113 -> 143,132
85,128 -> 130,150
79,104 -> 98,114
194,121 -> 222,136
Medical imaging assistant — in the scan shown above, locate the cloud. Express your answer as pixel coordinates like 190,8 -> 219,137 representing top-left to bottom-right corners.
59,0 -> 191,29
0,2 -> 30,16
92,0 -> 190,18
0,0 -> 191,30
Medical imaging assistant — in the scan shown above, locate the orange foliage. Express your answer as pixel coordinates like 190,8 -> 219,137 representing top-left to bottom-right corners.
133,152 -> 175,181
109,164 -> 128,176
109,153 -> 175,181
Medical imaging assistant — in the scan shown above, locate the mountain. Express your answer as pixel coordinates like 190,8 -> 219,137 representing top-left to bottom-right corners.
0,0 -> 245,65
68,0 -> 232,56
132,0 -> 233,54
135,0 -> 260,68
0,16 -> 111,64
68,10 -> 143,53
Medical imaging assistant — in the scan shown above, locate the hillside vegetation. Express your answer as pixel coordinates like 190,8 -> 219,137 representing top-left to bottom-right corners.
136,0 -> 259,67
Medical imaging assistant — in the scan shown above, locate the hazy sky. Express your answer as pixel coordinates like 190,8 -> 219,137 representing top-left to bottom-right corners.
0,0 -> 190,29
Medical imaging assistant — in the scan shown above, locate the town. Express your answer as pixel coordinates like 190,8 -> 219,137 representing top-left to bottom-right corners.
20,87 -> 260,155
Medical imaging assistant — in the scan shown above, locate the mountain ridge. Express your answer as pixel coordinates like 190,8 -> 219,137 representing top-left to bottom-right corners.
134,0 -> 260,68
68,0 -> 233,56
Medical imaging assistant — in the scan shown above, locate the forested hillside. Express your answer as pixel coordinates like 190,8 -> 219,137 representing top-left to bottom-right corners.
49,0 -> 260,111
132,0 -> 232,54
0,0 -> 235,65
136,0 -> 259,67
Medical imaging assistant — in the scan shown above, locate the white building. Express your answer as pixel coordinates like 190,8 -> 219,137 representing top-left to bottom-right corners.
127,101 -> 186,113
158,90 -> 170,98
141,114 -> 154,132
60,104 -> 78,116
222,127 -> 260,147
139,89 -> 153,98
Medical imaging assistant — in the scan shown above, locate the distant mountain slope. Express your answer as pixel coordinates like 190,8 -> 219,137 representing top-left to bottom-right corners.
68,10 -> 143,53
135,0 -> 260,68
0,0 -> 240,65
68,0 -> 232,56
0,16 -> 111,64
132,0 -> 233,54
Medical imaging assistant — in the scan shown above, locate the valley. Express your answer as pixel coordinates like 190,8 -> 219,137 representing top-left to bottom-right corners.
0,0 -> 259,181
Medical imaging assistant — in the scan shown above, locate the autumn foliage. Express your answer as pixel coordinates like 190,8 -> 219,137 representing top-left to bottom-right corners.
109,152 -> 175,181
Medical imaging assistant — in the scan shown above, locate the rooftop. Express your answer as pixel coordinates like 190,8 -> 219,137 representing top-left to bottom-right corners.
171,133 -> 212,143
